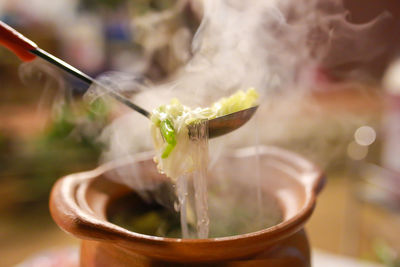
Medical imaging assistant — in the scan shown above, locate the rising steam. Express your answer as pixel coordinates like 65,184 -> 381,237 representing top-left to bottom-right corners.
100,0 -> 391,167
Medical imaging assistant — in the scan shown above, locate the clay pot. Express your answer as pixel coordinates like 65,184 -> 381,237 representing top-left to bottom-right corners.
50,146 -> 324,267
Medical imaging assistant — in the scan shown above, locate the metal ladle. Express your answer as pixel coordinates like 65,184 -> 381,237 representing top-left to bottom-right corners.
0,21 -> 258,138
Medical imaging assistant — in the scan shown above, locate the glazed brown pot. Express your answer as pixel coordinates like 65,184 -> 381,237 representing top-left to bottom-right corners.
50,146 -> 324,267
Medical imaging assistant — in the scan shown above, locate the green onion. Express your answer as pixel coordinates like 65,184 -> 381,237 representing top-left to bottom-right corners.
160,119 -> 176,158
162,143 -> 175,158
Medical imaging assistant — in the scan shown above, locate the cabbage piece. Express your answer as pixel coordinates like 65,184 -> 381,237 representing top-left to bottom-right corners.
212,88 -> 259,116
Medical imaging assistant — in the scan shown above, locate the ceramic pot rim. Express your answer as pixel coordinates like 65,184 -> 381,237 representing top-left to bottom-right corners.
50,146 -> 324,259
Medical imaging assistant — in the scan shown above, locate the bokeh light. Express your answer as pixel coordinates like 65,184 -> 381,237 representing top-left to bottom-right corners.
347,141 -> 369,160
354,125 -> 376,146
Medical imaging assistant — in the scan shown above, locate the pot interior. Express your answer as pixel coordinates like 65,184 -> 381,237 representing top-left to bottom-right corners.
106,179 -> 283,238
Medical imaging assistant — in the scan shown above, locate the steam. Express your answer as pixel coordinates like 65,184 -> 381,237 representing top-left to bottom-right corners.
101,0 -> 391,166
19,60 -> 71,129
83,71 -> 147,104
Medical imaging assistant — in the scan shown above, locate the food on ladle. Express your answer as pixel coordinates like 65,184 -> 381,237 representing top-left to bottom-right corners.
150,88 -> 259,179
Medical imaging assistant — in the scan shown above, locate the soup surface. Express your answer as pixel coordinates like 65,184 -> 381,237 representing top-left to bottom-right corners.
107,181 -> 283,238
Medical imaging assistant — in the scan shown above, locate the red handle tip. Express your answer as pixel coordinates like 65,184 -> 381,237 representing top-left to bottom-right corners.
0,21 -> 37,62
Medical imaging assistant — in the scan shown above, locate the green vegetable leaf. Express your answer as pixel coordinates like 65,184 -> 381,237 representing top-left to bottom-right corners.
162,143 -> 175,158
160,119 -> 176,158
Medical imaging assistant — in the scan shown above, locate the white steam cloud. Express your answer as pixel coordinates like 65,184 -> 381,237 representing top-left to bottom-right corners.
100,0 -> 391,169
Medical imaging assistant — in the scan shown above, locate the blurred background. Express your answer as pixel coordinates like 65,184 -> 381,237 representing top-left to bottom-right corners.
1,0 -> 400,266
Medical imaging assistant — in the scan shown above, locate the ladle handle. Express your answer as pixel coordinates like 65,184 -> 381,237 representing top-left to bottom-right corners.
0,21 -> 37,61
0,21 -> 150,118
